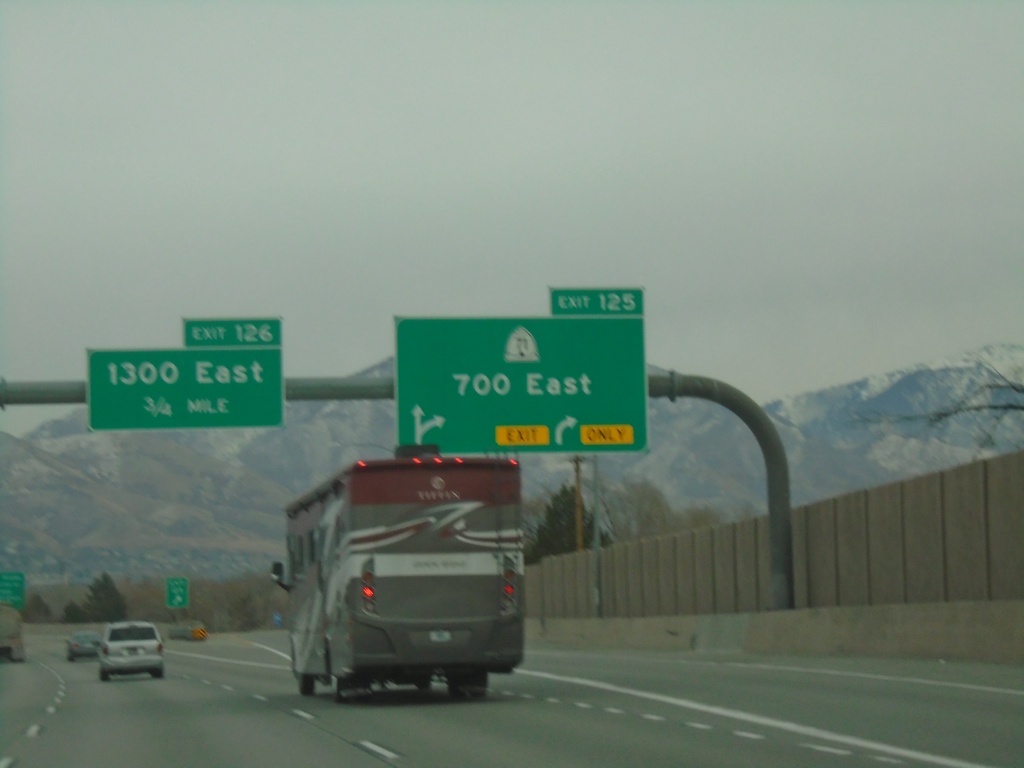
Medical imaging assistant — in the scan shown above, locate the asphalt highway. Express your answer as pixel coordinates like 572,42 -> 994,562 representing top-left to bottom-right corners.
2,630 -> 1021,768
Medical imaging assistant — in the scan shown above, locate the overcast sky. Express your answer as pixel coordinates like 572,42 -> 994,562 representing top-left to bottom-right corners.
1,2 -> 1021,437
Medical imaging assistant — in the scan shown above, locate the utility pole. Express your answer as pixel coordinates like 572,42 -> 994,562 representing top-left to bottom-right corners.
572,455 -> 584,551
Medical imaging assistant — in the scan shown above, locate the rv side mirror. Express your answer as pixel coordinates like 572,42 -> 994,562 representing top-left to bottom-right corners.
270,561 -> 291,591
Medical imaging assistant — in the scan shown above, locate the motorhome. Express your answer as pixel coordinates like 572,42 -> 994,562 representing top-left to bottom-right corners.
272,451 -> 523,701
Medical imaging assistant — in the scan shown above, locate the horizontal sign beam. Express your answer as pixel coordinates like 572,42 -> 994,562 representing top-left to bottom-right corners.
0,371 -> 791,610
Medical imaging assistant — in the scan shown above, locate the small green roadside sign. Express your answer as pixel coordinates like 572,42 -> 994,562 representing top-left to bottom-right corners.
165,577 -> 189,609
0,572 -> 26,611
395,316 -> 647,454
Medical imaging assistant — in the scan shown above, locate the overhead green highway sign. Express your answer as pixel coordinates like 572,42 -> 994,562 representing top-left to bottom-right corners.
88,347 -> 284,430
395,317 -> 647,454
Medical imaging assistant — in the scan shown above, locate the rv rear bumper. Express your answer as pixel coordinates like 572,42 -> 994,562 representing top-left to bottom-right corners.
344,614 -> 524,673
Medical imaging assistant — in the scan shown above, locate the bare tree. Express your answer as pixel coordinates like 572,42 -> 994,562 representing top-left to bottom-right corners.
603,478 -> 688,541
864,354 -> 1023,450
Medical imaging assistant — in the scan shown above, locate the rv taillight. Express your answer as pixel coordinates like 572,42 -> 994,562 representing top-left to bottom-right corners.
509,459 -> 518,466
433,456 -> 443,463
361,570 -> 377,613
500,560 -> 518,614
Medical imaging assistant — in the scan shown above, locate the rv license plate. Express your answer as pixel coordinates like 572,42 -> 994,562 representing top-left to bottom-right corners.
429,630 -> 452,643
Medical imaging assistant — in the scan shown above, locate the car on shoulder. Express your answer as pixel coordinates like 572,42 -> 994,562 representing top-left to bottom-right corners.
66,630 -> 102,661
99,621 -> 164,680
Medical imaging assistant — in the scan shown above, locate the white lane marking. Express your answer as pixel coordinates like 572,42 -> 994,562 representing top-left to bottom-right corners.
252,694 -> 269,702
0,757 -> 14,768
25,725 -> 41,738
872,758 -> 905,765
518,669 -> 999,768
46,706 -> 56,715
605,707 -> 625,714
687,721 -> 713,730
520,693 -> 535,699
723,662 -> 1024,697
291,709 -> 315,721
734,730 -> 765,740
247,642 -> 291,661
503,691 -> 516,697
529,649 -> 1024,698
546,697 -> 561,704
167,650 -> 289,671
574,702 -> 593,709
360,741 -> 400,761
803,743 -> 854,756
643,714 -> 666,721
221,685 -> 234,691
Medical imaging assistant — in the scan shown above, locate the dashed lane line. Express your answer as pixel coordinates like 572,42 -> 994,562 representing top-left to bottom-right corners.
359,741 -> 400,761
518,668 -> 1000,768
803,743 -> 854,756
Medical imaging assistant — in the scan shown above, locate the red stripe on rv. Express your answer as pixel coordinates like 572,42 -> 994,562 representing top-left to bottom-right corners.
350,463 -> 520,505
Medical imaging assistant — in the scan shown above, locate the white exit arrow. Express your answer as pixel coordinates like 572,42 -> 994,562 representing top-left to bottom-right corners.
413,405 -> 446,444
555,416 -> 578,445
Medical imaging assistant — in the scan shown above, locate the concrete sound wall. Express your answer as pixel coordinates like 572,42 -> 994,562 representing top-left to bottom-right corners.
526,600 -> 1024,664
525,448 -> 1024,620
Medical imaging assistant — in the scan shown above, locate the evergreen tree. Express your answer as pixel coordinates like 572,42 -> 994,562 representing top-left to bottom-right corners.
62,601 -> 89,623
83,572 -> 128,622
525,483 -> 605,564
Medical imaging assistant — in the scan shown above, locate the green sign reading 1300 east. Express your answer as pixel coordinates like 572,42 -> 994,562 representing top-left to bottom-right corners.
88,347 -> 283,431
395,317 -> 647,454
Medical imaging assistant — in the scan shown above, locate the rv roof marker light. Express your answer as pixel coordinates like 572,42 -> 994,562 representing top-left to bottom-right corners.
413,457 -> 422,464
455,457 -> 464,464
434,456 -> 443,464
356,461 -> 367,468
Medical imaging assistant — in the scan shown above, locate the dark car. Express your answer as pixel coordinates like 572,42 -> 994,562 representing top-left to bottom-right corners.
66,630 -> 102,661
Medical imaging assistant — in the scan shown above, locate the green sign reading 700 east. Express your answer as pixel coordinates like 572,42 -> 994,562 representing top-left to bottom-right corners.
395,317 -> 647,454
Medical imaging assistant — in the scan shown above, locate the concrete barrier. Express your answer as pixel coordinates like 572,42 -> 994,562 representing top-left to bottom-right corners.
526,600 -> 1024,664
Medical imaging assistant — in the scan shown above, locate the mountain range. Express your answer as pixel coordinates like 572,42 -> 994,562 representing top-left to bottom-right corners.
2,343 -> 1020,583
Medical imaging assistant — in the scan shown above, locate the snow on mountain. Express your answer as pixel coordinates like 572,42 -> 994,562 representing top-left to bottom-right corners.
3,343 -> 1022,580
